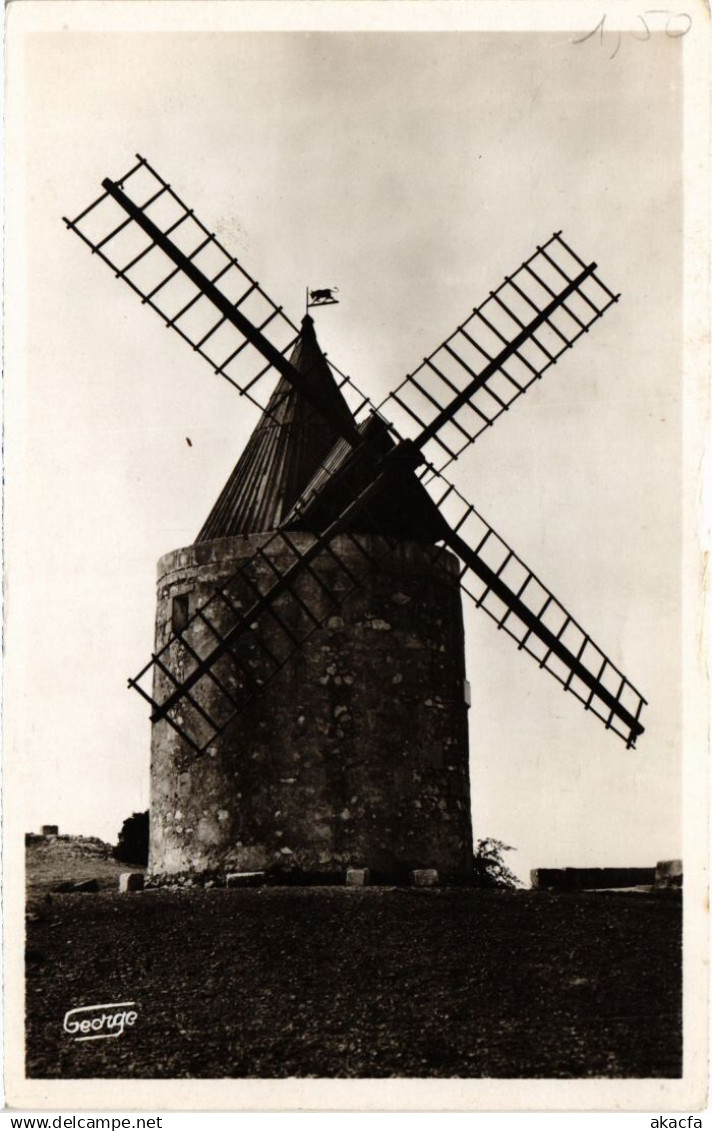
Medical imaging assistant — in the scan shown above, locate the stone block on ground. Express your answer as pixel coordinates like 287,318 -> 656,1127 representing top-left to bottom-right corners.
346,868 -> 370,886
119,872 -> 145,893
411,868 -> 439,887
41,825 -> 59,837
655,859 -> 683,888
226,871 -> 265,888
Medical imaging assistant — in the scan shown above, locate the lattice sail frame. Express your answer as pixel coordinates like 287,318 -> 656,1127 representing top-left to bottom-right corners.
65,155 -> 646,754
132,525 -> 407,762
63,155 -> 375,427
377,232 -> 620,472
420,472 -> 647,748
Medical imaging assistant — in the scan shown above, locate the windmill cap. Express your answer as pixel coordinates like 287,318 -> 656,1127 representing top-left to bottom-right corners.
195,316 -> 355,541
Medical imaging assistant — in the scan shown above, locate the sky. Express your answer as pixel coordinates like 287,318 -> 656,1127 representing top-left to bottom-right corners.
6,6 -> 690,884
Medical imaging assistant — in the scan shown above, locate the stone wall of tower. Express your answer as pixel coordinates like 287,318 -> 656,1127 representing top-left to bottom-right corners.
149,533 -> 474,883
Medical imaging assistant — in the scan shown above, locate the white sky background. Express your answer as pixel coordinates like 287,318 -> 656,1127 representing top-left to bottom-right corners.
8,11 -> 686,883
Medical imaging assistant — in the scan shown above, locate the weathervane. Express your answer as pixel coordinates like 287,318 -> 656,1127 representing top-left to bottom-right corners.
306,286 -> 339,311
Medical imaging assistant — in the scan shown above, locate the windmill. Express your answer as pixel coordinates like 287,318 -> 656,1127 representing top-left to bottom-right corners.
64,155 -> 646,883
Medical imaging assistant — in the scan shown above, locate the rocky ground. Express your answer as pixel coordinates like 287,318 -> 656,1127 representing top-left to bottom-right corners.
25,886 -> 681,1079
25,834 -> 143,899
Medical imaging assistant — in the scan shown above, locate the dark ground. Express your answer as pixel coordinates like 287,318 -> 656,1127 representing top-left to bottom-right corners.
25,886 -> 681,1078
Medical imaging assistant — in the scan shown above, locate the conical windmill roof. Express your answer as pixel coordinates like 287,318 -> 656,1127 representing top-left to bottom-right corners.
196,316 -> 355,541
284,412 -> 448,544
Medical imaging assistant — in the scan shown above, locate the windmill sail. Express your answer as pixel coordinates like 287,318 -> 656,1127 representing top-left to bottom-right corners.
63,155 -> 373,432
65,156 -> 643,756
378,232 -> 619,472
420,473 -> 646,748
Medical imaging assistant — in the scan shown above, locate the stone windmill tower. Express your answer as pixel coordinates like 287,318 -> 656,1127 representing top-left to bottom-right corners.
64,156 -> 647,885
149,315 -> 475,882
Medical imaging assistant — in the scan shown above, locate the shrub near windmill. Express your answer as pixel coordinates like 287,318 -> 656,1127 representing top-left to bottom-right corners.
64,157 -> 646,885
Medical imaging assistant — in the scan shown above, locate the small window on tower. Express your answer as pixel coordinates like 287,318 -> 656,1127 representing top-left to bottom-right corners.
172,594 -> 190,635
